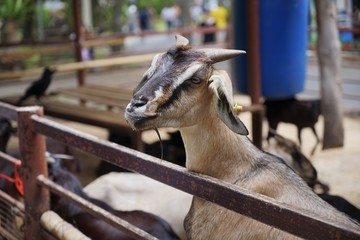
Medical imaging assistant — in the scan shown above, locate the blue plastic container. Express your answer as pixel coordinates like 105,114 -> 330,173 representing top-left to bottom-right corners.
233,0 -> 309,99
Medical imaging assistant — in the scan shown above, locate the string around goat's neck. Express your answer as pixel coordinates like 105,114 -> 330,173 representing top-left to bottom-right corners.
154,128 -> 163,160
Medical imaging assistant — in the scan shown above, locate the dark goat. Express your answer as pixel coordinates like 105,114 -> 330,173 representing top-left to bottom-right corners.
0,117 -> 14,153
267,129 -> 328,192
46,138 -> 81,173
49,165 -> 180,240
264,97 -> 321,155
17,66 -> 55,105
318,193 -> 360,222
0,118 -> 18,197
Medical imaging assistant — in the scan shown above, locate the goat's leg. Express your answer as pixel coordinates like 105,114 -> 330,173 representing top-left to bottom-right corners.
297,128 -> 302,147
267,122 -> 278,142
310,126 -> 321,156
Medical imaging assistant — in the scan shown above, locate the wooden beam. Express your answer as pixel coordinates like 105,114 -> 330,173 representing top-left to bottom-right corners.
0,53 -> 155,80
73,0 -> 85,86
17,106 -> 49,240
247,0 -> 263,149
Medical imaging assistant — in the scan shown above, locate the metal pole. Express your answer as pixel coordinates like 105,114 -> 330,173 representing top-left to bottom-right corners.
73,0 -> 85,86
247,0 -> 263,149
17,106 -> 49,239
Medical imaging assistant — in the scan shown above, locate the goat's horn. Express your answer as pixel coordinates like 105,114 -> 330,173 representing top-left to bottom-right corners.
198,48 -> 246,63
175,35 -> 189,46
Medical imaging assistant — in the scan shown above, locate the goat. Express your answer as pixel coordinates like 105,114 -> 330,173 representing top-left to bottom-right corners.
49,164 -> 180,240
264,97 -> 321,155
0,117 -> 14,154
0,118 -> 19,198
266,129 -> 329,192
85,172 -> 193,240
266,130 -> 360,222
124,35 -> 359,239
46,138 -> 81,174
318,193 -> 360,222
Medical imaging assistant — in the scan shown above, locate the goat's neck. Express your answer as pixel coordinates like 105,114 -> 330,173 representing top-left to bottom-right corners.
180,106 -> 262,181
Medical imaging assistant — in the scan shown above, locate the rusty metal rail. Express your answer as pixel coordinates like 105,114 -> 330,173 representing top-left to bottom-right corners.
1,101 -> 360,239
30,114 -> 360,239
36,175 -> 157,240
0,102 -> 17,120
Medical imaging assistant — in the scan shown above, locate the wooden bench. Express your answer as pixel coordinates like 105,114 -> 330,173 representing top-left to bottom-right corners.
0,85 -> 143,151
1,82 -> 266,151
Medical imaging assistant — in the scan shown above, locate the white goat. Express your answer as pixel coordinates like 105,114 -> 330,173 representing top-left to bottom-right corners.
84,172 -> 192,240
125,35 -> 359,239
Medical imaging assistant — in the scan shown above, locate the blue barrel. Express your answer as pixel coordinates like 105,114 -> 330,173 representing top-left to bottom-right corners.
233,0 -> 309,99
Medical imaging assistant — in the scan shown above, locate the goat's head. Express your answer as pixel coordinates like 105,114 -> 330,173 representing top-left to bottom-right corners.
125,35 -> 248,135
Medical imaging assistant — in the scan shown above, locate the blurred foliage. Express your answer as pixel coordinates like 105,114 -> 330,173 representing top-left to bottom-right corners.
0,0 -> 176,40
0,0 -> 32,21
137,0 -> 174,14
0,0 -> 54,42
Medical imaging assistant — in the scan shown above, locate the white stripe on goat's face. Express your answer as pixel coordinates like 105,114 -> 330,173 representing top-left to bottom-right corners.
125,45 -> 213,130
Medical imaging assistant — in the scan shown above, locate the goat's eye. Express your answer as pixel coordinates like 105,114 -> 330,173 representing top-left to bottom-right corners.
190,77 -> 201,84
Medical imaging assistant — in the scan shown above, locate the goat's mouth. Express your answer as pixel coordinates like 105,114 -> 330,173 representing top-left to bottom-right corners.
124,110 -> 158,131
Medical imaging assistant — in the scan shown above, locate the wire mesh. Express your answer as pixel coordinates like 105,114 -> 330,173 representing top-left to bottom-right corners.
0,191 -> 24,240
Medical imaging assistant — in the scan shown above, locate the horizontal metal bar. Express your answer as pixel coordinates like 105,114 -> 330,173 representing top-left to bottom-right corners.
0,151 -> 20,165
36,175 -> 157,240
40,210 -> 90,240
30,115 -> 360,239
0,189 -> 24,212
0,102 -> 18,120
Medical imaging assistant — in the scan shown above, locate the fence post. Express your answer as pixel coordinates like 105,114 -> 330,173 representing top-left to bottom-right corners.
17,106 -> 49,240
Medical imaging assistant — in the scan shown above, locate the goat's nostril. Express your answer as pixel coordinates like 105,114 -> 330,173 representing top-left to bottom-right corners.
132,95 -> 149,108
133,99 -> 148,108
126,97 -> 149,113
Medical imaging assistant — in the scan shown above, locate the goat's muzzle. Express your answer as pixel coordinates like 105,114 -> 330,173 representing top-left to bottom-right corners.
125,99 -> 158,130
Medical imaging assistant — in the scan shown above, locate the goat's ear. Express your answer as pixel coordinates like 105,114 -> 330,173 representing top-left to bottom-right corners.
209,74 -> 249,136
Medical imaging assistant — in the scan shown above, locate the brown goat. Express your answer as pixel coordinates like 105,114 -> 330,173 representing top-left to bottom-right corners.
125,35 -> 359,239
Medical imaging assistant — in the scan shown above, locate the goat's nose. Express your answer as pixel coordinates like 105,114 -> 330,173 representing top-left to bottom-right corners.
126,96 -> 149,113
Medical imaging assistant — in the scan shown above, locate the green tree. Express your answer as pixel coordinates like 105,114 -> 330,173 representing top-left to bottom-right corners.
0,0 -> 32,42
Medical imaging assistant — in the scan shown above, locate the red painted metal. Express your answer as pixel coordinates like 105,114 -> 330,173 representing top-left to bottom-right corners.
247,0 -> 263,149
17,106 -> 49,240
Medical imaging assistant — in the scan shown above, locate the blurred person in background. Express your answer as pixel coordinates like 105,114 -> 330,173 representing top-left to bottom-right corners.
199,10 -> 216,44
190,3 -> 203,27
161,4 -> 176,31
210,3 -> 229,43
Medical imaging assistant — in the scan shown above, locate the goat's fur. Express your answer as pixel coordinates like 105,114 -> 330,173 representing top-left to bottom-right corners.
125,35 -> 359,239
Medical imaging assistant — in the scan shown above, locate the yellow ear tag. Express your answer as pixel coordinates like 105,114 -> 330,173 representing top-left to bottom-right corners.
233,103 -> 243,114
